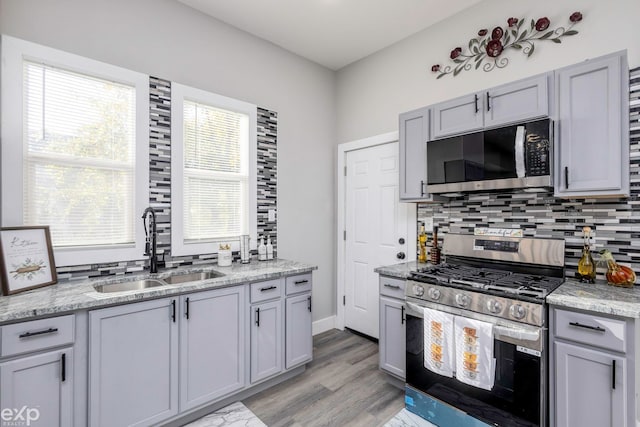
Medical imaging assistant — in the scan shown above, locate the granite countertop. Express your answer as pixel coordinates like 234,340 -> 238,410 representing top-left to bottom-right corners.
547,278 -> 640,319
0,259 -> 317,324
376,261 -> 640,320
374,261 -> 426,279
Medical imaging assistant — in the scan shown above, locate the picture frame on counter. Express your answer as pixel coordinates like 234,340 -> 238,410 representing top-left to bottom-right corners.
0,226 -> 57,295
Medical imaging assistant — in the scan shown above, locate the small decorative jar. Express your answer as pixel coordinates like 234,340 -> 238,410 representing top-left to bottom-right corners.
218,244 -> 232,267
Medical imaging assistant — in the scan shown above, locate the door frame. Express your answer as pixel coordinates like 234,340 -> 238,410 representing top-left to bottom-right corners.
336,131 -> 416,331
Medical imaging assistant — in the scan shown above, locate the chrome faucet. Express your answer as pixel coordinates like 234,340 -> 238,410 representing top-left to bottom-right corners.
142,207 -> 158,273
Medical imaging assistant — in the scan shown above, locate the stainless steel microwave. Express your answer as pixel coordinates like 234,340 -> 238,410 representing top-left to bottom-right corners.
427,119 -> 552,193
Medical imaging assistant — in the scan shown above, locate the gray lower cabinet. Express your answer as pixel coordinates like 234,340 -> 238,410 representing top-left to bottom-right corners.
554,51 -> 629,197
0,348 -> 73,427
378,275 -> 406,379
551,306 -> 634,427
179,286 -> 245,411
285,293 -> 312,369
554,341 -> 626,427
89,297 -> 179,427
250,298 -> 284,383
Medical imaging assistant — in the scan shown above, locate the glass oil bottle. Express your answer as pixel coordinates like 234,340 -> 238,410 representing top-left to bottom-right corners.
577,226 -> 596,283
418,224 -> 427,263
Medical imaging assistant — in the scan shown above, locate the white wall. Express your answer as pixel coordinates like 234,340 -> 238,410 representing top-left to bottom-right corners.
336,0 -> 640,143
0,0 -> 337,322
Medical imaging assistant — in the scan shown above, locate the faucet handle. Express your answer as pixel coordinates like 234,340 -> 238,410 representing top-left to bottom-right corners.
144,239 -> 150,256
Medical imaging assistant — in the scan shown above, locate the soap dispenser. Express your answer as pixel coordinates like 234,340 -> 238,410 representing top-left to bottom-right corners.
266,236 -> 274,260
258,237 -> 267,261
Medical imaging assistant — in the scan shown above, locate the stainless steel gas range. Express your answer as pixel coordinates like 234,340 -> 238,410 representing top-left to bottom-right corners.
404,233 -> 565,427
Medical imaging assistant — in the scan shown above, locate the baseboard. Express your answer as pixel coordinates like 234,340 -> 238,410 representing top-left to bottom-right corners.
312,315 -> 336,335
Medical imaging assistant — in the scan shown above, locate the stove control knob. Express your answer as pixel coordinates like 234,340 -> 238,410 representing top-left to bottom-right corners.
413,285 -> 425,297
455,294 -> 470,308
510,304 -> 527,320
427,288 -> 441,301
486,299 -> 502,314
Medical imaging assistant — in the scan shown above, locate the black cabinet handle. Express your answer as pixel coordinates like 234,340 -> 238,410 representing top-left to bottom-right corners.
564,166 -> 569,190
612,360 -> 616,390
260,285 -> 277,292
401,306 -> 405,324
185,297 -> 190,320
308,296 -> 312,312
61,353 -> 66,382
295,280 -> 309,285
474,94 -> 479,113
384,284 -> 401,289
256,308 -> 260,327
420,180 -> 425,197
569,321 -> 605,332
19,327 -> 59,339
486,92 -> 491,111
171,300 -> 176,323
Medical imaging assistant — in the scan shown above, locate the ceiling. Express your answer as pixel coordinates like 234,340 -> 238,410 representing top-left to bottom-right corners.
177,0 -> 483,70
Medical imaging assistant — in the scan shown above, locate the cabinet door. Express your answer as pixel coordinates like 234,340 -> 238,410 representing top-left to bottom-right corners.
180,286 -> 246,411
431,93 -> 483,139
485,73 -> 550,128
251,299 -> 283,383
379,296 -> 406,379
0,348 -> 73,427
399,107 -> 429,200
555,53 -> 629,197
555,341 -> 626,427
285,293 -> 312,369
89,298 -> 179,427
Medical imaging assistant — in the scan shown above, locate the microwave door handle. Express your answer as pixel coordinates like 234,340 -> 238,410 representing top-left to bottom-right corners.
514,125 -> 526,178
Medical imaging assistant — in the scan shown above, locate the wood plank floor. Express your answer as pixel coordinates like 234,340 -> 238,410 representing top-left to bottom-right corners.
243,329 -> 405,427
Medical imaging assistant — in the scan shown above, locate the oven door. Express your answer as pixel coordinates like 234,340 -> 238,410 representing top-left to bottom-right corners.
405,300 -> 547,427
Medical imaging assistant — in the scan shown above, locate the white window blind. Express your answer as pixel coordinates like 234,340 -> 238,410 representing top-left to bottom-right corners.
183,100 -> 249,241
23,61 -> 136,248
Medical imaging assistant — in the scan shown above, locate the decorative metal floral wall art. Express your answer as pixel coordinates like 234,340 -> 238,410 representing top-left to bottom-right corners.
431,11 -> 583,78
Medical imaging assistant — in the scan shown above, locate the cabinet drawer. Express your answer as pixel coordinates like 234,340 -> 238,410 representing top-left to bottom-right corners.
285,273 -> 312,295
379,276 -> 406,299
1,315 -> 75,358
250,279 -> 283,303
554,308 -> 626,353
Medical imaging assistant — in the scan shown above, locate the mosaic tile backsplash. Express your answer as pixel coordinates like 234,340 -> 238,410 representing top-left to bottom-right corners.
418,67 -> 640,280
57,77 -> 278,281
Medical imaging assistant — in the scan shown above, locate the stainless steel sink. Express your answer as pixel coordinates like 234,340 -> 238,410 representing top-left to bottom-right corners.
93,279 -> 167,293
163,271 -> 225,285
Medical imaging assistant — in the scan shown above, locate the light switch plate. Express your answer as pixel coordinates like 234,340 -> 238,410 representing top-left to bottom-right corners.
268,209 -> 276,222
423,217 -> 433,232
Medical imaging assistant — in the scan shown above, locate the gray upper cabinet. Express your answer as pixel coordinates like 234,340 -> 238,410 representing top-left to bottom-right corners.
431,73 -> 551,140
285,293 -> 312,369
1,348 -> 73,427
431,93 -> 483,139
484,73 -> 550,128
89,297 -> 179,427
251,298 -> 284,384
554,51 -> 629,197
179,286 -> 246,411
399,107 -> 438,201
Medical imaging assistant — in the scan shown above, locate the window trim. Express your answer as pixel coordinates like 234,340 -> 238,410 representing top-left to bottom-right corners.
1,35 -> 150,266
171,83 -> 257,256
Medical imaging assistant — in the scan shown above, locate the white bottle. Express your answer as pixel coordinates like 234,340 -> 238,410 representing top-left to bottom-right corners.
266,236 -> 274,260
258,237 -> 267,261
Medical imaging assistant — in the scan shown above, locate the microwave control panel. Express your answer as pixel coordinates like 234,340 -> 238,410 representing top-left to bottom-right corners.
525,137 -> 550,176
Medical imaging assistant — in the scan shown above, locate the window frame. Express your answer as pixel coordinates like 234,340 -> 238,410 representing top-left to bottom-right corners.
1,35 -> 150,267
171,83 -> 257,256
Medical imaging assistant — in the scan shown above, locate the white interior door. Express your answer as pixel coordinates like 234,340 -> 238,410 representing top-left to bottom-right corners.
344,142 -> 410,338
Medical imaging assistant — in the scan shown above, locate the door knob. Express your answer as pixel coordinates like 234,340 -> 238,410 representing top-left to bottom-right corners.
398,238 -> 405,244
397,252 -> 406,260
